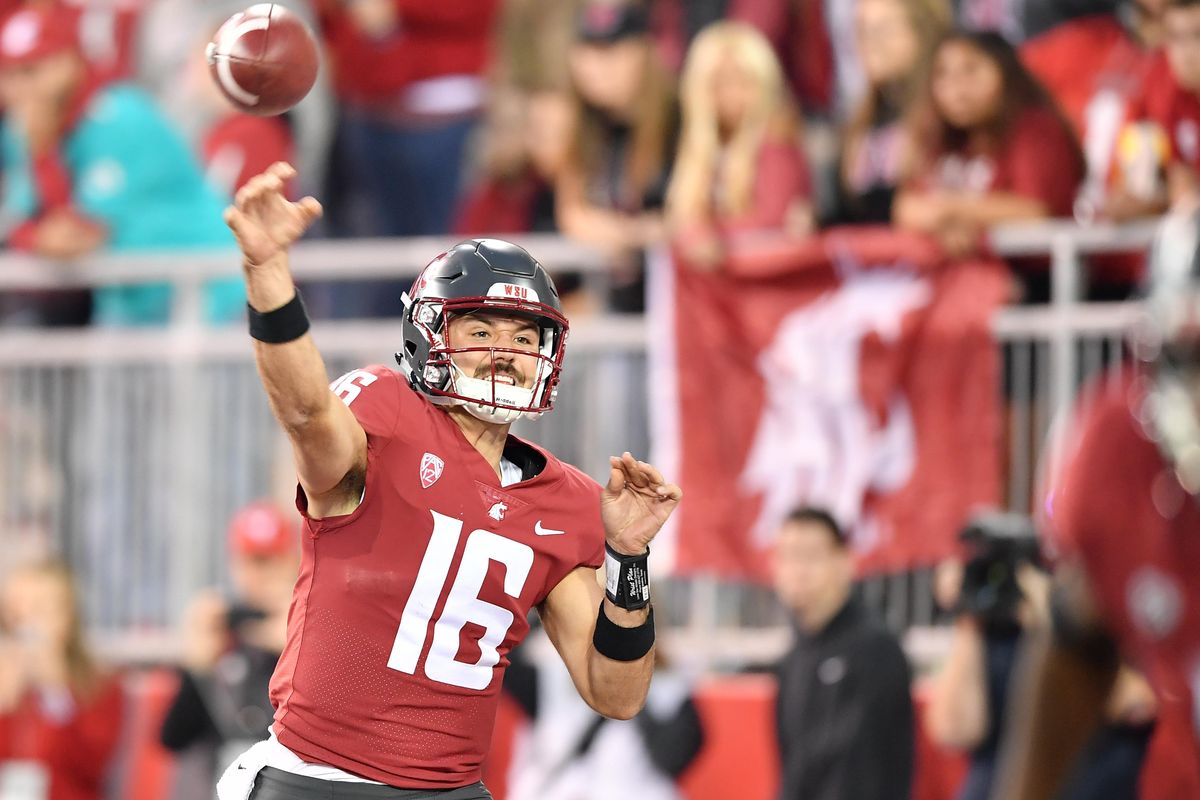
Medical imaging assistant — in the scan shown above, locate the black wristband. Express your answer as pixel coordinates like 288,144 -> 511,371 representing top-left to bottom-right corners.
248,291 -> 310,344
593,602 -> 655,662
605,543 -> 650,610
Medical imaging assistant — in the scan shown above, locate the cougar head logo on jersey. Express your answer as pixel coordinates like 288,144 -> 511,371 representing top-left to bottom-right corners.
396,239 -> 569,425
488,502 -> 508,522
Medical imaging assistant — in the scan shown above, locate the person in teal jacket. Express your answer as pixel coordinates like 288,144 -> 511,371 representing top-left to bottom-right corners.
0,5 -> 243,325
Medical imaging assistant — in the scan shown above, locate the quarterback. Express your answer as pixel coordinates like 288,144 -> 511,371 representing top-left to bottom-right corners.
215,162 -> 681,800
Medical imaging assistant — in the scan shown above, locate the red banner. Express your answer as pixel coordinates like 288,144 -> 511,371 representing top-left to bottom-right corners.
649,228 -> 1007,579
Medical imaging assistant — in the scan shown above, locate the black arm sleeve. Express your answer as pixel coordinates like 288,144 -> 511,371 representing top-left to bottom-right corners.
158,669 -> 220,752
635,695 -> 706,779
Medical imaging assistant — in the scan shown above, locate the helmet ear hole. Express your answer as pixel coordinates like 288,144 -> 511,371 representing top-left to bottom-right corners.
404,341 -> 417,357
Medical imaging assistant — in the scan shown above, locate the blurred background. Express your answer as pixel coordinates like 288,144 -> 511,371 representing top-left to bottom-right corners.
0,0 -> 1191,798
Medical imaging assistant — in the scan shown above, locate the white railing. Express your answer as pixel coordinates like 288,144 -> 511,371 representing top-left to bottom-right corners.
0,221 -> 1161,666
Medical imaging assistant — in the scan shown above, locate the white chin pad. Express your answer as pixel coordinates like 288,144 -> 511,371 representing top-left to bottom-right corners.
453,371 -> 540,424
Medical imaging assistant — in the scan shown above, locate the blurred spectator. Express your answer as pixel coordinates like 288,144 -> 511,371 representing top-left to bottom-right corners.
666,21 -> 813,272
557,0 -> 679,310
894,31 -> 1084,270
504,624 -> 704,800
834,0 -> 951,224
771,507 -> 914,800
925,513 -> 1155,800
491,0 -> 580,92
956,0 -> 1023,38
1117,0 -> 1200,211
159,501 -> 298,799
455,88 -> 573,236
1022,0 -> 1169,222
318,0 -> 500,238
0,5 -> 241,326
1022,0 -> 1131,39
728,0 -> 841,117
0,558 -> 124,800
647,0 -> 730,70
0,0 -> 142,86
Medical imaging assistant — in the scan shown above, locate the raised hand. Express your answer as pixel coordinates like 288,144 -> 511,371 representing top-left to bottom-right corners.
601,452 -> 682,556
224,162 -> 322,268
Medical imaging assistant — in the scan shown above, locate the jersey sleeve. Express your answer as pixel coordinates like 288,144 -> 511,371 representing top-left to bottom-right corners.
329,364 -> 407,444
568,468 -> 606,570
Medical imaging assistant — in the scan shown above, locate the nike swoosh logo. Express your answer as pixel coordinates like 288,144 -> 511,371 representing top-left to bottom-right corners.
534,520 -> 566,536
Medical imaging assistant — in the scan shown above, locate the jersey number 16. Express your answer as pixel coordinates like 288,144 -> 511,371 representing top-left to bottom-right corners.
387,511 -> 534,691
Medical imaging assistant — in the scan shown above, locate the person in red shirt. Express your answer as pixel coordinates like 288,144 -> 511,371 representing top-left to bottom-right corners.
665,20 -> 813,271
1021,2 -> 1167,222
0,558 -> 124,800
993,210 -> 1200,800
1128,0 -> 1200,209
895,31 -> 1085,265
316,0 -> 500,238
215,161 -> 682,799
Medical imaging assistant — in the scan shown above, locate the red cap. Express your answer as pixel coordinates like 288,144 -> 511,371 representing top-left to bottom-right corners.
227,501 -> 298,558
0,6 -> 78,67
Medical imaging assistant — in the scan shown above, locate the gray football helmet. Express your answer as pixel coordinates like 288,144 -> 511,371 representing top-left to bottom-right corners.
397,239 -> 569,424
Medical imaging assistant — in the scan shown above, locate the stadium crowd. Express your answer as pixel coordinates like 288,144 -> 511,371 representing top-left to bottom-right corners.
0,0 -> 1189,323
1,0 -> 1200,799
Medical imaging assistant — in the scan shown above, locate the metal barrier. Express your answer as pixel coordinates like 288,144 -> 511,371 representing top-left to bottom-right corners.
0,224 -> 1157,666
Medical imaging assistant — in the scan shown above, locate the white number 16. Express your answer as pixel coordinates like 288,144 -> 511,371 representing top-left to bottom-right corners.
388,511 -> 534,690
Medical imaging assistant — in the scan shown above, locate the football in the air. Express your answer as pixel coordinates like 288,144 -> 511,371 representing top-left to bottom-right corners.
206,3 -> 318,117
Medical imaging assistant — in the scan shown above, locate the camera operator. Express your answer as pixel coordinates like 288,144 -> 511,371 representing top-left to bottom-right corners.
925,512 -> 1156,800
159,502 -> 299,800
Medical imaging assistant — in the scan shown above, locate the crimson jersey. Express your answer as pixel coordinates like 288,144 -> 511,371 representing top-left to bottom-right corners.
1047,372 -> 1200,792
269,365 -> 606,788
912,106 -> 1083,218
1137,72 -> 1200,171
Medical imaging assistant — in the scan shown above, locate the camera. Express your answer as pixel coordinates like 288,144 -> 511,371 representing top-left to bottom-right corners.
956,512 -> 1043,625
225,604 -> 267,636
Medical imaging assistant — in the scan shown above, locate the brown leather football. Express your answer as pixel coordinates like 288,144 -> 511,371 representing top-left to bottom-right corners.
206,4 -> 318,117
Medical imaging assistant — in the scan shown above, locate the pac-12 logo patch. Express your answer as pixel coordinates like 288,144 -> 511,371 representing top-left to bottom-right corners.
420,453 -> 444,489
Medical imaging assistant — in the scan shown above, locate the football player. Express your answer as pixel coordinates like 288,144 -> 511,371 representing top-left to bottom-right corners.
215,162 -> 681,800
994,209 -> 1200,799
